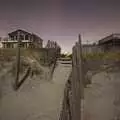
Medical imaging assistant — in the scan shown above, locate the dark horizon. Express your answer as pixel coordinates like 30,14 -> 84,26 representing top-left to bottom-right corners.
0,0 -> 120,53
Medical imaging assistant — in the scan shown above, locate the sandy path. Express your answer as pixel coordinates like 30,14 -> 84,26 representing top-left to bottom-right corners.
0,62 -> 72,120
84,70 -> 120,120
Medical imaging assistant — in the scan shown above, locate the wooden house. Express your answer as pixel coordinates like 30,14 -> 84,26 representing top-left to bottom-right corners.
98,34 -> 120,52
1,29 -> 43,48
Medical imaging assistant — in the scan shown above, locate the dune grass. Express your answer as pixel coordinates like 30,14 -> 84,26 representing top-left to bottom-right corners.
83,52 -> 120,60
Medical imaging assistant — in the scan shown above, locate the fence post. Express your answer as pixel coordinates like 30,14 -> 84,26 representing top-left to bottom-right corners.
58,34 -> 84,120
71,34 -> 84,120
78,34 -> 84,99
78,34 -> 84,120
72,45 -> 81,120
15,31 -> 21,90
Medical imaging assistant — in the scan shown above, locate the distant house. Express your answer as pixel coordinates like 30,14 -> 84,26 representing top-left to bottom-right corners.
1,29 -> 43,48
98,34 -> 120,52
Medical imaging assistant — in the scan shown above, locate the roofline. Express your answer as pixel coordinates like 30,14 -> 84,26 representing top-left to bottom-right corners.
8,29 -> 44,41
32,33 -> 43,41
99,33 -> 120,44
8,29 -> 32,36
82,44 -> 97,46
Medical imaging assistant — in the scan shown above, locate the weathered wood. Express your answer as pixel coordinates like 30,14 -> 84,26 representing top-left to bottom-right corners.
15,67 -> 31,90
15,31 -> 21,90
77,34 -> 84,99
59,73 -> 72,120
72,45 -> 81,120
72,46 -> 77,120
76,39 -> 84,120
59,34 -> 84,120
14,31 -> 31,90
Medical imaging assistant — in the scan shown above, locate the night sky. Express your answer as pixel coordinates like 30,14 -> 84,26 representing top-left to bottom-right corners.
0,0 -> 120,53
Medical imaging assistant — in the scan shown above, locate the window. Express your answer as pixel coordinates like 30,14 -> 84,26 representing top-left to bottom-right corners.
25,35 -> 29,40
11,36 -> 14,40
15,36 -> 17,40
20,35 -> 24,40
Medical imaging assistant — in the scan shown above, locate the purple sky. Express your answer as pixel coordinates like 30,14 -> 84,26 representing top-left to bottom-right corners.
0,0 -> 120,53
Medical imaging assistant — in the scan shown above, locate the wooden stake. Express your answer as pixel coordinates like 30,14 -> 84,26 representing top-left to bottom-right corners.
15,31 -> 21,90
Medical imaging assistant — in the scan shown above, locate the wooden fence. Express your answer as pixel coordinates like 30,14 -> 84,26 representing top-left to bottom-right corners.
14,32 -> 61,90
59,34 -> 84,120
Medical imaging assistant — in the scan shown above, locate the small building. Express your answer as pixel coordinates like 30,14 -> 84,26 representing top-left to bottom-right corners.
98,34 -> 120,52
1,29 -> 43,48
